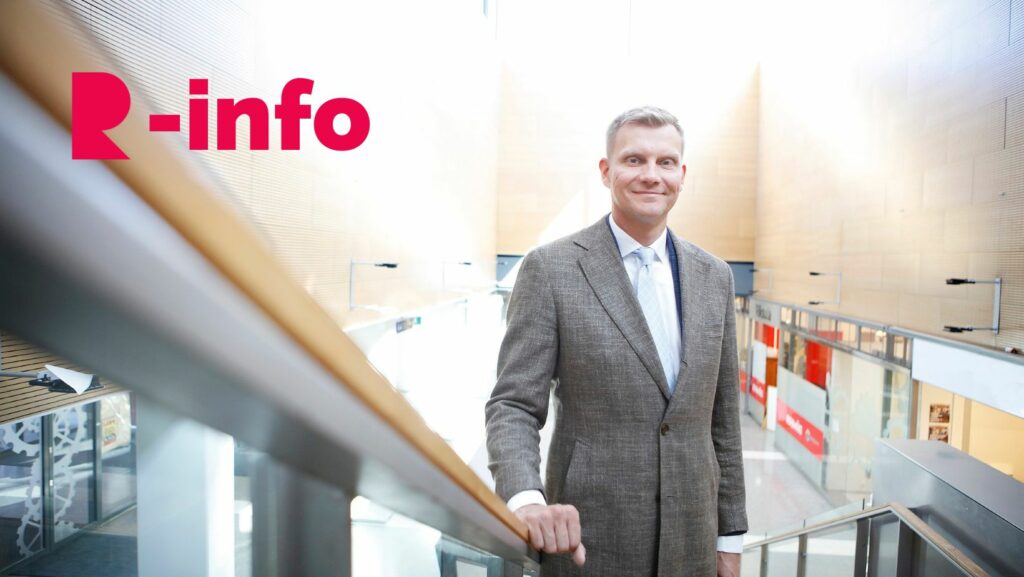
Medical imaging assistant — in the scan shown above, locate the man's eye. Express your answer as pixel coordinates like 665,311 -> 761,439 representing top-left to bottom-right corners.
660,159 -> 676,167
626,157 -> 640,164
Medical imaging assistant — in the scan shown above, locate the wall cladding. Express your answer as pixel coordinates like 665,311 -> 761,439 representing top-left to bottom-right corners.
756,0 -> 1024,349
495,0 -> 760,262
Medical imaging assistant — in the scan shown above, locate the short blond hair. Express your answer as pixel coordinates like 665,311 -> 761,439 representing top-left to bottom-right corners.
605,106 -> 684,157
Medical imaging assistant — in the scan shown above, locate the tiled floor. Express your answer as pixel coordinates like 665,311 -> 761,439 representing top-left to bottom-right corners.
739,412 -> 835,540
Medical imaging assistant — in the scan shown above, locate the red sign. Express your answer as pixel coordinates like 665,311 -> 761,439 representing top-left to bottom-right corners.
739,369 -> 748,393
72,73 -> 370,159
750,377 -> 766,406
776,399 -> 824,460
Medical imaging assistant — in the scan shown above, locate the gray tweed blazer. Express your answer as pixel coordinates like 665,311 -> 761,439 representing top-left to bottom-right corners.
485,216 -> 747,577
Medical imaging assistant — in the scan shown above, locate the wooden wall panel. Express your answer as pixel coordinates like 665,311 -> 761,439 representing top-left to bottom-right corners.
757,0 -> 1024,349
0,332 -> 124,426
495,0 -> 760,262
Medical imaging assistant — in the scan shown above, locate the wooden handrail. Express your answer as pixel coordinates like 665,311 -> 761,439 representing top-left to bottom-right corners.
0,0 -> 528,544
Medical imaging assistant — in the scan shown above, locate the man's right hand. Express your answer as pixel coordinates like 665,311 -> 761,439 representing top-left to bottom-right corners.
514,504 -> 586,566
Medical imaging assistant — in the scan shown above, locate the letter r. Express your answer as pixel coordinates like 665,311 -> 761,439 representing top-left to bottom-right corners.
72,72 -> 130,159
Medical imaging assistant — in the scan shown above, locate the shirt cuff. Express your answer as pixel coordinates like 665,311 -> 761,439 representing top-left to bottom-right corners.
507,489 -> 547,512
717,535 -> 744,553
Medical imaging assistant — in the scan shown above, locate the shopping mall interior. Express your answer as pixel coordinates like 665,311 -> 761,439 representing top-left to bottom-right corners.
0,0 -> 1022,575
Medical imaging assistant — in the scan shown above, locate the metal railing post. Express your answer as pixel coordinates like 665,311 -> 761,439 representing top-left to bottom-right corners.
854,517 -> 869,577
760,544 -> 769,577
252,455 -> 351,577
796,533 -> 808,577
894,521 -> 915,577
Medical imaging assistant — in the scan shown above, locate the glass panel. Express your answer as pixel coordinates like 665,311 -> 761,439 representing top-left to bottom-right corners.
740,545 -> 761,577
859,327 -> 886,357
868,511 -> 900,576
822,351 -> 884,503
234,441 -> 257,577
804,522 -> 858,577
346,294 -> 504,464
352,496 -> 513,577
765,538 -> 799,576
963,398 -> 1024,482
881,370 -> 911,441
799,312 -> 814,331
51,403 -> 96,541
837,321 -> 858,349
780,306 -> 793,325
99,393 -> 136,516
918,537 -> 977,576
791,334 -> 807,376
0,417 -> 43,570
815,316 -> 837,339
779,330 -> 792,372
891,335 -> 910,364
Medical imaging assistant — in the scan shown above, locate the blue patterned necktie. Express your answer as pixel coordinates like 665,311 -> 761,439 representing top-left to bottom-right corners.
635,247 -> 678,394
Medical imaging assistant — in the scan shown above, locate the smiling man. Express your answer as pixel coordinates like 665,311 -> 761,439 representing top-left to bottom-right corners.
486,106 -> 747,576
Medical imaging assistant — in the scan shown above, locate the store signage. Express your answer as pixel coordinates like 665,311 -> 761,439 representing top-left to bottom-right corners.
752,301 -> 781,327
777,399 -> 824,460
739,369 -> 748,393
71,72 -> 370,159
750,376 -> 766,406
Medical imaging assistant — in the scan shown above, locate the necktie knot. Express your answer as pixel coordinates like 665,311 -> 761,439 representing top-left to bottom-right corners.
635,247 -> 657,267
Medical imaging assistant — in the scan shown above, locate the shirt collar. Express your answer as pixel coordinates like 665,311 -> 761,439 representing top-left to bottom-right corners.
607,214 -> 670,264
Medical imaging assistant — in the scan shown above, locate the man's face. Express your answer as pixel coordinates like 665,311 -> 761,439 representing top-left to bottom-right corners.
600,123 -> 686,228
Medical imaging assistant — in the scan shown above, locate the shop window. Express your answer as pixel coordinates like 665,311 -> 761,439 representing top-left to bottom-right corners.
780,306 -> 794,325
881,370 -> 911,440
805,339 -> 831,388
837,321 -> 858,349
99,393 -> 136,516
798,312 -> 814,332
791,334 -> 807,376
891,335 -> 910,365
815,316 -> 837,339
916,382 -> 1024,481
50,404 -> 96,541
859,327 -> 887,357
0,418 -> 43,571
779,330 -> 792,371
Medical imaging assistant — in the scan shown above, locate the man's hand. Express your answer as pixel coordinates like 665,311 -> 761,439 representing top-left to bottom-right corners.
717,552 -> 740,577
514,504 -> 586,566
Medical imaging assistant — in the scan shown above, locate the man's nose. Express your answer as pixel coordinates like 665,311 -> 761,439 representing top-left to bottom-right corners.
640,162 -> 659,181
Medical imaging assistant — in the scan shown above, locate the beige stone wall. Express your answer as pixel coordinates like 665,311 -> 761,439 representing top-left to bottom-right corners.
756,0 -> 1024,349
68,0 -> 501,329
495,0 -> 760,262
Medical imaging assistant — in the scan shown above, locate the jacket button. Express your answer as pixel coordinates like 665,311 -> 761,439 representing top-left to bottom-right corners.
660,423 -> 670,436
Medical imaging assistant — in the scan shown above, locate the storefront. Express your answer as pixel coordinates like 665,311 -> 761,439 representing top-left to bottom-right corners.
749,299 -> 914,506
744,300 -> 781,429
910,336 -> 1024,482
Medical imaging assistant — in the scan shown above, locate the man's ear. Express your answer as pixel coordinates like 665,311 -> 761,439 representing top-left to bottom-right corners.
599,158 -> 611,188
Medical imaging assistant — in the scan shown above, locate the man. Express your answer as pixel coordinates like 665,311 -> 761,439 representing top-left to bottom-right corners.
485,106 -> 747,576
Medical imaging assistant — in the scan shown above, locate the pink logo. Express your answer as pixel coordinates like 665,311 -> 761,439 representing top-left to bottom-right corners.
71,73 -> 370,159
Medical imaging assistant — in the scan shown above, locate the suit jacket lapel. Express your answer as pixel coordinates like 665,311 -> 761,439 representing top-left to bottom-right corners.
666,234 -> 712,414
575,219 -> 673,402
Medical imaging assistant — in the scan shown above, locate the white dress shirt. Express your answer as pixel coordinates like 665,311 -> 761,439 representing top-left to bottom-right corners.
507,215 -> 743,554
